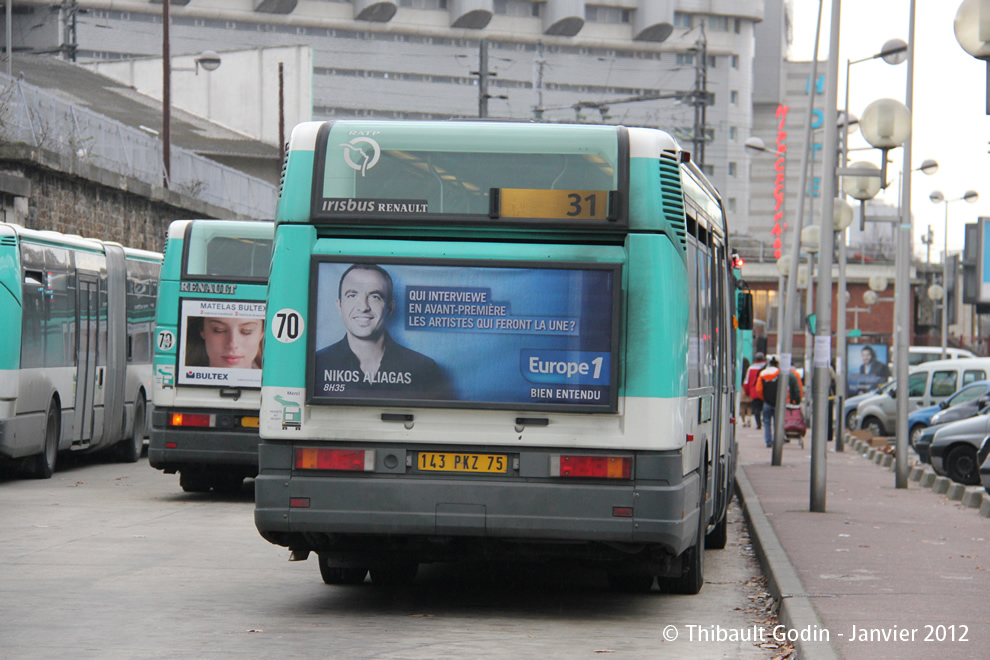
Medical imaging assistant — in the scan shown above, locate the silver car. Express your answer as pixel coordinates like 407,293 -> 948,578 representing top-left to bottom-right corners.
928,410 -> 990,485
978,435 -> 990,495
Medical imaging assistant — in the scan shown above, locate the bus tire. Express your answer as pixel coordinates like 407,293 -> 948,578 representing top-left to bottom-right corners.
705,511 -> 728,550
212,473 -> 244,494
369,563 -> 418,587
31,404 -> 59,479
179,469 -> 211,493
119,396 -> 146,463
659,477 -> 706,595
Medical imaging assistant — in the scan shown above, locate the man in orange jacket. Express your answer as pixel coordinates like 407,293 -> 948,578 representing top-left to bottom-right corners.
755,356 -> 802,448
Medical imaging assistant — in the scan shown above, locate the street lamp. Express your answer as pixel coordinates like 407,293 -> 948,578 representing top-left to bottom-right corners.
954,0 -> 990,113
162,0 -> 221,187
836,39 -> 907,452
929,189 -> 979,358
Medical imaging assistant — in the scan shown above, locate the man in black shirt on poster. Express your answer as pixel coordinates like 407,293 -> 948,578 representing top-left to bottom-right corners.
314,264 -> 452,400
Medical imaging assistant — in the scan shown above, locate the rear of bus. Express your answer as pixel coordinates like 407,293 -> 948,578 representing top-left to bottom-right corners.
256,121 -> 732,592
149,220 -> 273,493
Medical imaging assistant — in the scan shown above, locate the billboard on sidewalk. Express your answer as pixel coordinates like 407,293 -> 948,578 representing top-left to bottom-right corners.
846,342 -> 890,397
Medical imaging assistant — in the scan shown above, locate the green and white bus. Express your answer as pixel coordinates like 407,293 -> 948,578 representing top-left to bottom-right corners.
255,120 -> 747,593
149,220 -> 273,493
0,223 -> 161,477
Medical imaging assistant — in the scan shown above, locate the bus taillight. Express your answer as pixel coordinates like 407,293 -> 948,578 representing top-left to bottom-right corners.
294,448 -> 375,472
551,455 -> 631,479
169,413 -> 212,427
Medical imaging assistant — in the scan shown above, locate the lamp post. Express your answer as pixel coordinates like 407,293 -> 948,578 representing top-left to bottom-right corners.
832,197 -> 854,449
954,0 -> 990,114
161,0 -> 220,187
769,0 -> 826,468
928,189 -> 979,358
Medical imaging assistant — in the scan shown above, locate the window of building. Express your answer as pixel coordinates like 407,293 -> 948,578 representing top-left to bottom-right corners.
494,0 -> 537,16
730,54 -> 739,69
400,0 -> 447,8
708,55 -> 717,68
729,126 -> 737,140
707,15 -> 729,31
735,18 -> 742,33
586,5 -> 630,23
674,12 -> 692,28
728,162 -> 737,176
726,198 -> 737,213
676,53 -> 694,66
730,90 -> 739,104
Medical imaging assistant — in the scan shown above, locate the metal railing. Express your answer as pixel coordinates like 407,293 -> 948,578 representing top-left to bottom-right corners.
0,72 -> 277,219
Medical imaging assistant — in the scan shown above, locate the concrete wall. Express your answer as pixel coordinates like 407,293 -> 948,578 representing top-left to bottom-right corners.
0,144 -> 237,253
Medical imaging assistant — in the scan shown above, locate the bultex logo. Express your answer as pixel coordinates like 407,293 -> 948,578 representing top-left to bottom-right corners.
186,371 -> 229,381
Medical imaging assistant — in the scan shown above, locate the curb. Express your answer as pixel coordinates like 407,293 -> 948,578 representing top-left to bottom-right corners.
735,468 -> 840,660
842,432 -> 990,513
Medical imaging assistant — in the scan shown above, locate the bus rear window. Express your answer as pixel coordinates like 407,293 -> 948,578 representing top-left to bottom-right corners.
315,121 -> 623,224
183,223 -> 273,281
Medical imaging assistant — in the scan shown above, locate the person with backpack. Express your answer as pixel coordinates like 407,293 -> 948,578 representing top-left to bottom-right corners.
755,356 -> 802,448
743,352 -> 768,429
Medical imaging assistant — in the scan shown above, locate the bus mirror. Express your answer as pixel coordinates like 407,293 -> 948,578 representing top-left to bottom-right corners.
736,291 -> 753,330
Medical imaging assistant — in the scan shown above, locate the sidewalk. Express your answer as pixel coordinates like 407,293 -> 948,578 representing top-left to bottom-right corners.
734,422 -> 989,660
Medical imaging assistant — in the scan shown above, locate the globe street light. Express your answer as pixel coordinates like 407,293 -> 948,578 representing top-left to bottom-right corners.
954,0 -> 990,113
836,42 -> 908,453
929,189 -> 979,358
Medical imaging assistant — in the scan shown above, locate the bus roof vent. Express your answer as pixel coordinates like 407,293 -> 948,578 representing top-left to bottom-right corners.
278,143 -> 288,200
658,151 -> 686,250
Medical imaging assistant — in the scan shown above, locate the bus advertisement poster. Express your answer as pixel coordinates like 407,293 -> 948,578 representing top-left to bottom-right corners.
309,258 -> 619,411
178,299 -> 266,388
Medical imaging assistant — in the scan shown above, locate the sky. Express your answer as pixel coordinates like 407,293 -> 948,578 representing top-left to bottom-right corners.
789,0 -> 986,262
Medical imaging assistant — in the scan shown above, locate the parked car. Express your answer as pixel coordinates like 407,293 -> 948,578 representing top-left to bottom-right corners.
909,346 -> 977,367
930,381 -> 990,427
857,358 -> 990,437
844,380 -> 893,431
978,436 -> 990,495
926,409 -> 990,485
908,381 -> 990,447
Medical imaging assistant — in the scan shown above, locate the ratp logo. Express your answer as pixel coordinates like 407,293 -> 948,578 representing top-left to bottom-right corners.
340,137 -> 380,177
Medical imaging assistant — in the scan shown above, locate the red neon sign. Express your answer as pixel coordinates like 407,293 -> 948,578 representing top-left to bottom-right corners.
772,104 -> 788,259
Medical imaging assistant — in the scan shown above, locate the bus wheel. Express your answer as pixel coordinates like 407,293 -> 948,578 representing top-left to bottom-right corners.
212,473 -> 245,494
119,396 -> 145,463
369,563 -> 418,587
179,469 -> 211,493
705,512 -> 728,550
318,555 -> 367,585
659,480 -> 706,595
607,573 -> 654,593
32,404 -> 59,479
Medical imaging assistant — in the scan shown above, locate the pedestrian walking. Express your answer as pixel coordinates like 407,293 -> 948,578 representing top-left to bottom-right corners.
744,352 -> 767,430
755,356 -> 802,448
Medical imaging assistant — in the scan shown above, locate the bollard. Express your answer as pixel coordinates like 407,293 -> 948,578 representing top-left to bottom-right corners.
919,471 -> 938,488
945,483 -> 967,501
961,488 -> 984,509
932,476 -> 951,495
909,466 -> 924,481
881,454 -> 893,467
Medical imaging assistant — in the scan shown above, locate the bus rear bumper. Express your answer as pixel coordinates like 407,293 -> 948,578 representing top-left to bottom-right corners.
254,443 -> 700,569
149,409 -> 261,474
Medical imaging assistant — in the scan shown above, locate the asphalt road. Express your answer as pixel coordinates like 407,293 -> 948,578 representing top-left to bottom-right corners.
1,452 -> 782,659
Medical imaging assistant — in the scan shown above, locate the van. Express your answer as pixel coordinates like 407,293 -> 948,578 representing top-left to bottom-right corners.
909,346 -> 977,367
856,357 -> 990,436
